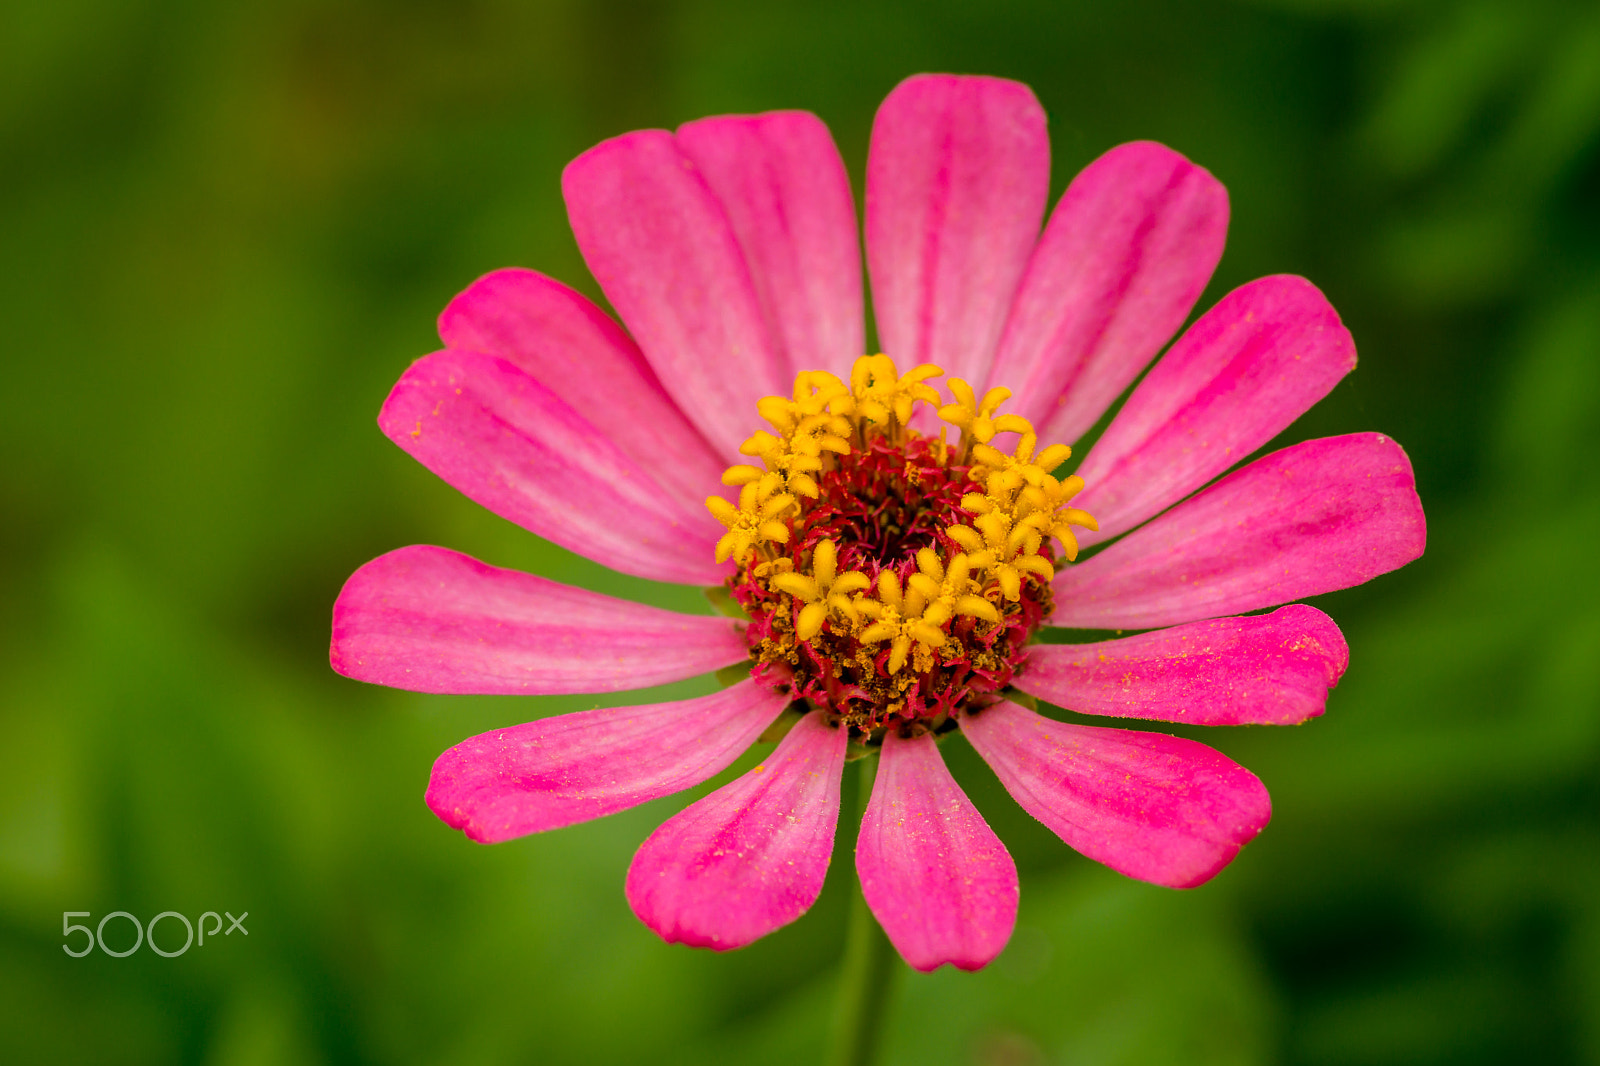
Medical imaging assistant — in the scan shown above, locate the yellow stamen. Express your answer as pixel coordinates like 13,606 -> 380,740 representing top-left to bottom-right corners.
855,570 -> 948,673
843,354 -> 943,431
769,539 -> 871,640
756,370 -> 850,431
736,432 -> 826,498
706,474 -> 795,564
970,429 -> 1072,495
938,378 -> 1031,456
725,370 -> 856,501
907,547 -> 1000,624
947,508 -> 1054,602
956,424 -> 1097,562
1015,472 -> 1098,561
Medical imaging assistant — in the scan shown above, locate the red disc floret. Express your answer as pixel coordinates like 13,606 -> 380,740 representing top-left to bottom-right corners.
799,433 -> 970,574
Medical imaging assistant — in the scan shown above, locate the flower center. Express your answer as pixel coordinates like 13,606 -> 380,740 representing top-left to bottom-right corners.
707,356 -> 1096,740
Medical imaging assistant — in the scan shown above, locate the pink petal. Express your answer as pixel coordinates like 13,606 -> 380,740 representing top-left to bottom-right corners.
1019,604 -> 1348,726
958,700 -> 1270,888
1052,433 -> 1426,630
626,709 -> 846,950
988,141 -> 1228,445
676,111 -> 863,382
427,677 -> 786,844
436,268 -> 725,511
856,732 -> 1018,972
866,74 -> 1050,388
1072,275 -> 1356,546
331,544 -> 749,695
563,130 -> 788,459
380,349 -> 728,587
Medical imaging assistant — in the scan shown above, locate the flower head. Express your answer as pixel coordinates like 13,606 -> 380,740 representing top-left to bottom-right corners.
332,74 -> 1425,973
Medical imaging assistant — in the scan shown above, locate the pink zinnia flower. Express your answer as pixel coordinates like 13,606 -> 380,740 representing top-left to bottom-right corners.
332,74 -> 1425,973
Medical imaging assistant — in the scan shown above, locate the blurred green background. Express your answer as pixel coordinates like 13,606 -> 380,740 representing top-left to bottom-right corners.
3,0 -> 1599,1062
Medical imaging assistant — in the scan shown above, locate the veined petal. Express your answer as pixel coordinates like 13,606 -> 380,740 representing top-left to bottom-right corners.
1074,276 -> 1356,545
563,129 -> 788,460
867,74 -> 1049,389
626,710 -> 846,950
1020,605 -> 1348,726
677,111 -> 863,383
331,545 -> 749,695
437,268 -> 725,511
959,701 -> 1270,888
1052,433 -> 1426,630
426,678 -> 786,843
381,349 -> 728,587
857,732 -> 1017,972
990,141 -> 1228,445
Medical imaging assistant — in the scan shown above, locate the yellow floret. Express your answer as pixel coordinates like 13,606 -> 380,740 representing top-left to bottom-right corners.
947,509 -> 1054,601
907,547 -> 1000,624
855,570 -> 949,674
733,431 -> 827,498
959,429 -> 1096,561
755,370 -> 850,430
844,354 -> 944,430
970,430 -> 1072,496
1016,472 -> 1099,561
722,371 -> 857,501
938,378 -> 1032,453
706,474 -> 795,564
769,539 -> 871,640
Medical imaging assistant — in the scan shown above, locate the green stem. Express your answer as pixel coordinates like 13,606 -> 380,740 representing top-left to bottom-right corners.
827,756 -> 898,1066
